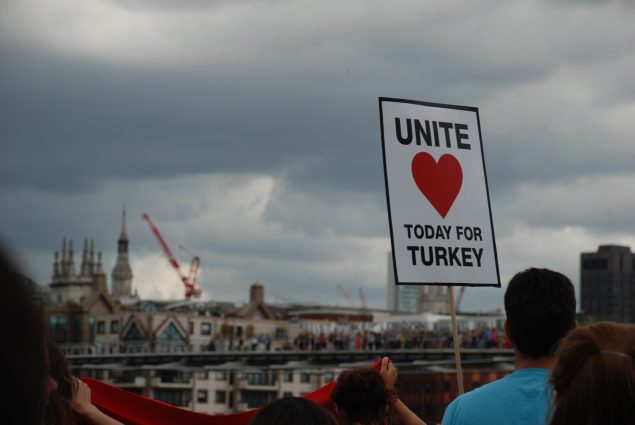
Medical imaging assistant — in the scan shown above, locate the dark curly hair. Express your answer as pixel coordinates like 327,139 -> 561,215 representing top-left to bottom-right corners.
250,397 -> 335,425
504,268 -> 576,358
331,369 -> 389,425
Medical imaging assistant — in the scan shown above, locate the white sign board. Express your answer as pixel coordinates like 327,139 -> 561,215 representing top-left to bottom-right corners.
379,98 -> 500,287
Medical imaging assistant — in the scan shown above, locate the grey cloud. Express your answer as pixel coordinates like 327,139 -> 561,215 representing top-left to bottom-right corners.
262,180 -> 388,238
493,174 -> 635,235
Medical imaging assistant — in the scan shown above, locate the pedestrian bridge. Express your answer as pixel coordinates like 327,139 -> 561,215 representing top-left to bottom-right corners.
67,348 -> 514,368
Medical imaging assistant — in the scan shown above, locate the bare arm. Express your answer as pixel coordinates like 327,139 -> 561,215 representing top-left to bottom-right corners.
72,378 -> 124,425
378,357 -> 427,425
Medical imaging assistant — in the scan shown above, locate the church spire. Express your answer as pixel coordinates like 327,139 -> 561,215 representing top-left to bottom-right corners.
52,251 -> 60,282
80,237 -> 91,278
112,206 -> 133,298
119,205 -> 128,241
118,205 -> 129,255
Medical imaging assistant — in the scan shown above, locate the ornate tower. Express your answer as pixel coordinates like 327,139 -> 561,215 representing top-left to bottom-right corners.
50,237 -> 94,304
111,207 -> 133,298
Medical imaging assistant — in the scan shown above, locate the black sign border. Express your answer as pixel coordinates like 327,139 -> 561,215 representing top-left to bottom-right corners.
379,97 -> 501,288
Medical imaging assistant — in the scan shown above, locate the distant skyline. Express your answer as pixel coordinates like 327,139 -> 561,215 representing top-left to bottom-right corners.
3,1 -> 635,310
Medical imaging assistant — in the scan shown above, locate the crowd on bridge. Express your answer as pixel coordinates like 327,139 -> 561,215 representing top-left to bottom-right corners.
76,327 -> 506,356
213,326 -> 506,353
290,327 -> 506,351
2,247 -> 633,425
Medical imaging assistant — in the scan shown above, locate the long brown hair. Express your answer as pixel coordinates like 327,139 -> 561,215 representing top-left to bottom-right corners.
45,340 -> 78,425
549,322 -> 635,425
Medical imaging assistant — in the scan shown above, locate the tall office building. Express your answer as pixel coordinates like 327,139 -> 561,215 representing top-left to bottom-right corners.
580,245 -> 635,323
386,252 -> 448,314
386,252 -> 419,313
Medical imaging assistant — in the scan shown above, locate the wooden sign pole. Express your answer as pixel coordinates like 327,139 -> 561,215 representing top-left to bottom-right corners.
448,285 -> 465,395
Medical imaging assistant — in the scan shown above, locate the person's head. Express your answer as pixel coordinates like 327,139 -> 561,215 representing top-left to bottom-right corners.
331,369 -> 389,425
504,268 -> 576,358
0,248 -> 50,425
549,322 -> 635,425
45,340 -> 78,425
250,397 -> 335,425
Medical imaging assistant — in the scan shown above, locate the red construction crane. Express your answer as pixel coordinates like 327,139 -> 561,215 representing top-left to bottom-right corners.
455,287 -> 466,312
337,284 -> 354,307
358,287 -> 368,310
142,213 -> 201,300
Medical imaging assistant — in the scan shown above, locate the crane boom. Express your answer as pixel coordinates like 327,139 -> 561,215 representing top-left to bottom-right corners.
456,287 -> 466,312
359,287 -> 367,310
337,284 -> 354,307
142,213 -> 201,299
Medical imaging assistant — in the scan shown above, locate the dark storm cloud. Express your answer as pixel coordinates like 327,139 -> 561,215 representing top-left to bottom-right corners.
1,47 -> 390,194
3,39 -> 631,200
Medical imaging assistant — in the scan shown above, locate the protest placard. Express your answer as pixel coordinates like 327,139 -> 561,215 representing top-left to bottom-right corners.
379,98 -> 500,287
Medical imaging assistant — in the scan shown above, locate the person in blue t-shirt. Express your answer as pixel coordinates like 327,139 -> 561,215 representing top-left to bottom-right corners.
442,268 -> 577,425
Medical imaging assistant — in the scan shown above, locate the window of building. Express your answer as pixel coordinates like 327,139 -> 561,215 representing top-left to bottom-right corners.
240,390 -> 269,409
274,327 -> 288,340
154,389 -> 188,407
216,371 -> 227,381
215,391 -> 226,404
122,322 -> 145,341
323,372 -> 335,382
197,390 -> 208,403
110,320 -> 119,334
201,322 -> 212,336
142,301 -> 158,312
156,323 -> 187,353
582,258 -> 608,270
300,373 -> 310,383
110,370 -> 141,384
283,370 -> 293,382
88,316 -> 96,343
158,323 -> 185,341
198,371 -> 208,380
157,371 -> 192,384
246,372 -> 276,386
72,315 -> 82,343
49,315 -> 68,344
97,321 -> 106,334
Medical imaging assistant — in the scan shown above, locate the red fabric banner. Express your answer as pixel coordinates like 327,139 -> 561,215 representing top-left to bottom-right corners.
83,359 -> 385,425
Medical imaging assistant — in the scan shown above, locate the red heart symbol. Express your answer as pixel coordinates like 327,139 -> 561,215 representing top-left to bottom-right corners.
411,152 -> 463,219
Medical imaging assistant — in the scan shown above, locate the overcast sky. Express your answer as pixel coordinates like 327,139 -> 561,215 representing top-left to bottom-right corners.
2,0 -> 635,311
